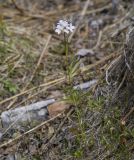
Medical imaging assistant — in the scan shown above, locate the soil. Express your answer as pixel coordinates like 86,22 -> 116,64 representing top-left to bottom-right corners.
0,0 -> 134,159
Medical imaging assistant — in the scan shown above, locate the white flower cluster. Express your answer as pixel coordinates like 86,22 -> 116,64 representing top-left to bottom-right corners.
55,20 -> 75,35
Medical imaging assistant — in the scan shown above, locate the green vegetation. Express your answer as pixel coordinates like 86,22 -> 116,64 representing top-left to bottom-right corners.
0,1 -> 134,159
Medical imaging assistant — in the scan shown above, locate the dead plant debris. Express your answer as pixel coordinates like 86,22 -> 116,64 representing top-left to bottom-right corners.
0,0 -> 134,159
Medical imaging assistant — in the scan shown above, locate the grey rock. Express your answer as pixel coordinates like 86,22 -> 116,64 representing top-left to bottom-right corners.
1,99 -> 55,128
74,80 -> 98,90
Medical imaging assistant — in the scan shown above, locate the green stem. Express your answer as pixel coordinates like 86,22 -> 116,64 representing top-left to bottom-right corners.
64,33 -> 69,70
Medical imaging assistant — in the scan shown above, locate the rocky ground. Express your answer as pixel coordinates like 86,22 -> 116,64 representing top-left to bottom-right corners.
0,0 -> 134,159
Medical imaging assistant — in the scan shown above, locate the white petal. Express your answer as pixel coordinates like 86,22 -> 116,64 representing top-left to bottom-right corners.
66,23 -> 75,32
59,20 -> 68,27
63,29 -> 69,34
55,28 -> 61,34
70,25 -> 75,30
56,24 -> 63,30
59,20 -> 64,24
70,28 -> 74,32
67,27 -> 73,32
70,24 -> 75,29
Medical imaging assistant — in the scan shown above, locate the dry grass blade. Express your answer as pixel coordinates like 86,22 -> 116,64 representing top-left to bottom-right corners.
81,53 -> 117,73
11,0 -> 24,13
68,0 -> 90,43
25,35 -> 52,89
0,77 -> 65,106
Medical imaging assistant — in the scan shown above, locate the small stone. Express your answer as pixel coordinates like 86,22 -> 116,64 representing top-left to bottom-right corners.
74,80 -> 98,90
48,101 -> 70,117
76,48 -> 95,57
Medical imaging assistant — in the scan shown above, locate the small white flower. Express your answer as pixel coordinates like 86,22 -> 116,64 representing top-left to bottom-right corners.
55,20 -> 75,35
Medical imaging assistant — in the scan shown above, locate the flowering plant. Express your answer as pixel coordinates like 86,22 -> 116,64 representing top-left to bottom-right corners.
55,20 -> 75,83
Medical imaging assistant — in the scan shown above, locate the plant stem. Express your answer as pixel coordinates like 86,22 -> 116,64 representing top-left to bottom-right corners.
64,33 -> 69,70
